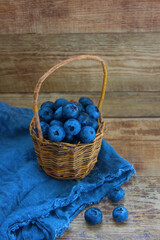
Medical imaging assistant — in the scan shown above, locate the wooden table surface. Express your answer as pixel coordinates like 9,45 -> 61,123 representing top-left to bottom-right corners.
1,95 -> 160,240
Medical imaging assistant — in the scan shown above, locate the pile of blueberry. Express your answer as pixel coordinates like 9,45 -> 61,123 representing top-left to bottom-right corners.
85,187 -> 129,225
35,97 -> 100,144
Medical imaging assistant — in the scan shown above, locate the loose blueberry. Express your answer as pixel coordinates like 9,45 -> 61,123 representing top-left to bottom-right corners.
80,126 -> 96,143
39,107 -> 54,123
34,121 -> 49,137
50,120 -> 63,127
62,102 -> 80,119
54,106 -> 63,121
85,207 -> 102,225
64,119 -> 81,136
108,187 -> 125,202
54,98 -> 68,110
75,102 -> 85,112
86,104 -> 100,120
77,112 -> 90,126
79,97 -> 93,107
88,118 -> 99,130
48,125 -> 65,142
112,206 -> 129,223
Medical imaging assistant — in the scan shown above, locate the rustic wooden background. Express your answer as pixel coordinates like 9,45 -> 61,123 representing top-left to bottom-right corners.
0,1 -> 160,239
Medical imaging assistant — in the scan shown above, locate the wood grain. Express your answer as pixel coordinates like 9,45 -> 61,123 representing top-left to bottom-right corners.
0,92 -> 160,117
0,33 -> 160,93
106,141 -> 160,176
59,177 -> 160,240
0,0 -> 160,34
105,118 -> 160,176
105,118 -> 160,141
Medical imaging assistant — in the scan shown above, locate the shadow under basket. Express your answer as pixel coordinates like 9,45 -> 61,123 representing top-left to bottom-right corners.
29,55 -> 107,180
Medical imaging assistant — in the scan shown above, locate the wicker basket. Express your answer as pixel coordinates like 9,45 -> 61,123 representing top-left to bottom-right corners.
29,55 -> 107,180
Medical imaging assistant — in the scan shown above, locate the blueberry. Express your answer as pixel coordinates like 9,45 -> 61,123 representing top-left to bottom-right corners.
54,98 -> 68,110
85,207 -> 102,225
62,102 -> 80,119
108,187 -> 125,202
86,104 -> 100,120
112,206 -> 129,223
39,107 -> 54,123
54,107 -> 63,121
48,125 -> 65,142
79,97 -> 93,107
34,121 -> 49,137
75,102 -> 85,112
80,126 -> 96,143
77,112 -> 90,126
41,101 -> 55,111
88,118 -> 99,130
63,134 -> 74,143
50,120 -> 63,127
64,119 -> 81,136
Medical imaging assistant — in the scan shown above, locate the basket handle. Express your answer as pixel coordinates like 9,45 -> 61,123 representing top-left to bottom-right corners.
33,55 -> 107,140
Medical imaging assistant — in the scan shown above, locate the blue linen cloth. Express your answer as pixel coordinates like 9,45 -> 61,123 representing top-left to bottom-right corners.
0,102 -> 135,240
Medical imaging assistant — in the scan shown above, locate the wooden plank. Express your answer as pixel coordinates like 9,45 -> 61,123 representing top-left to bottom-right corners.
0,92 -> 160,117
106,138 -> 160,161
0,33 -> 160,92
105,141 -> 160,176
104,118 -> 160,176
104,119 -> 160,175
105,118 -> 160,141
0,0 -> 160,34
59,177 -> 160,240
